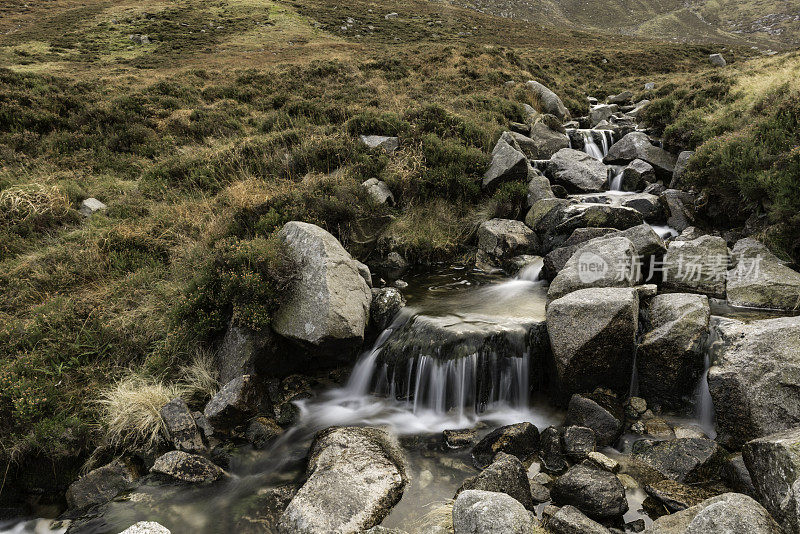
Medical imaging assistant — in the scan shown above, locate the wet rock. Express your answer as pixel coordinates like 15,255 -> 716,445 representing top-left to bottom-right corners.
662,235 -> 729,298
633,438 -> 726,484
160,398 -> 205,454
644,418 -> 675,439
619,193 -> 664,222
457,452 -> 536,510
477,219 -> 539,267
526,80 -> 571,122
626,397 -> 647,418
362,178 -> 395,205
547,288 -> 639,397
472,422 -> 540,469
637,293 -> 710,410
547,148 -> 610,193
550,204 -> 644,243
673,425 -> 706,440
644,479 -> 713,512
546,504 -> 611,534
246,417 -> 282,450
216,323 -> 276,385
151,451 -> 224,484
670,151 -> 694,188
484,140 -> 528,191
612,224 -> 666,257
620,159 -> 655,191
119,523 -> 170,534
660,189 -> 696,233
727,238 -> 800,310
203,375 -> 266,431
586,452 -> 619,473
65,459 -> 139,510
444,429 -> 477,449
278,426 -> 407,534
645,492 -> 780,534
548,237 -> 640,300
721,453 -> 756,496
565,392 -> 625,447
742,427 -> 800,532
193,411 -> 213,440
604,132 -> 677,180
273,222 -> 372,354
708,316 -> 800,447
370,287 -> 406,330
551,464 -> 628,519
360,135 -> 399,154
379,251 -> 409,280
452,489 -> 538,534
507,255 -> 544,279
562,426 -> 596,461
529,480 -> 551,503
540,426 -> 568,474
709,53 -> 727,67
79,197 -> 107,217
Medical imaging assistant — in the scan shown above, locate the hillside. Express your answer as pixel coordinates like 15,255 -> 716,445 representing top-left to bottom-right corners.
446,0 -> 800,51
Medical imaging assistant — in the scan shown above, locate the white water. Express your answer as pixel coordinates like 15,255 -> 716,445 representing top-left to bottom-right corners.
610,170 -> 624,191
650,225 -> 679,239
694,351 -> 717,439
569,129 -> 613,160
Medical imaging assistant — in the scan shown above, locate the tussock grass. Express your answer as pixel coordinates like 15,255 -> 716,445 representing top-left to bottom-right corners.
0,183 -> 71,227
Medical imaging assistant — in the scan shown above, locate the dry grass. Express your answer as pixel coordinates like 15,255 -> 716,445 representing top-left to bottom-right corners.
0,184 -> 71,227
408,499 -> 455,534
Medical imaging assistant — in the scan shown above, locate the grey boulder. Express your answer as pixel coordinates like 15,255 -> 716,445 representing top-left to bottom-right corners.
709,53 -> 727,67
65,460 -> 139,510
670,151 -> 694,188
547,148 -> 610,193
484,139 -> 529,191
452,489 -> 538,534
546,504 -> 610,533
644,492 -> 780,534
632,438 -> 726,484
203,374 -> 266,431
604,132 -> 677,179
526,80 -> 571,122
160,397 -> 206,454
360,135 -> 399,154
456,452 -> 536,511
662,235 -> 729,299
551,464 -> 628,519
527,122 -> 571,159
548,237 -> 640,301
565,392 -> 625,447
727,238 -> 800,311
370,287 -> 407,330
477,219 -> 539,267
151,450 -> 225,483
362,178 -> 395,206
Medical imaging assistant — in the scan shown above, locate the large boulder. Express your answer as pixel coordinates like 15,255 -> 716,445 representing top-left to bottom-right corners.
472,422 -> 540,469
547,149 -> 610,193
589,105 -> 618,127
637,294 -> 710,410
151,451 -> 225,483
273,222 -> 372,354
278,427 -> 407,534
527,169 -> 556,207
216,323 -> 278,384
203,375 -> 267,431
670,151 -> 694,188
160,398 -> 206,454
742,428 -> 800,533
528,122 -> 571,159
526,80 -> 571,122
644,492 -> 781,534
561,426 -> 596,461
707,316 -> 800,447
484,140 -> 529,191
662,235 -> 729,299
550,204 -> 644,240
452,489 -> 539,534
547,288 -> 639,397
604,132 -> 677,179
644,479 -> 713,512
727,238 -> 800,311
548,237 -> 640,301
633,438 -> 726,484
540,426 -> 568,474
457,452 -> 536,510
546,505 -> 610,534
660,189 -> 696,232
565,392 -> 624,447
551,464 -> 628,519
65,460 -> 140,510
477,219 -> 539,268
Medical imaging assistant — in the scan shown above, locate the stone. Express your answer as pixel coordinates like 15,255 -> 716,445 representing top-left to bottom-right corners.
540,426 -> 568,474
547,504 -> 611,534
662,235 -> 728,298
472,422 -> 540,469
709,53 -> 727,67
645,493 -> 780,534
203,375 -> 266,431
527,169 -> 556,207
484,140 -> 529,191
644,418 -> 675,439
633,438 -> 726,484
619,193 -> 664,222
721,453 -> 756,496
527,122 -> 571,159
119,523 -> 171,534
727,238 -> 800,310
444,429 -> 477,449
565,392 -> 625,447
604,132 -> 677,180
660,189 -> 696,233
370,287 -> 406,330
644,83 -> 655,91
151,451 -> 225,483
457,452 -> 536,510
562,426 -> 596,461
79,197 -> 107,217
620,159 -> 655,191
360,135 -> 399,153
547,288 -> 639,397
548,205 -> 644,248
128,34 -> 151,45
551,464 -> 628,519
547,148 -> 610,193
742,427 -> 800,532
589,105 -> 618,127
608,91 -> 633,105
278,426 -> 407,534
507,255 -> 544,279
526,80 -> 571,122
548,237 -> 640,300
379,251 -> 409,280
707,316 -> 800,447
216,323 -> 275,385
160,398 -> 206,454
273,222 -> 372,353
637,294 -> 710,410
452,489 -> 538,534
586,452 -> 619,473
362,178 -> 395,205
644,479 -> 712,512
246,417 -> 283,449
670,151 -> 694,188
65,459 -> 139,510
477,219 -> 539,267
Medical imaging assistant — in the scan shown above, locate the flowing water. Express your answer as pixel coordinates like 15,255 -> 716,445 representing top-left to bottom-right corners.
570,129 -> 614,160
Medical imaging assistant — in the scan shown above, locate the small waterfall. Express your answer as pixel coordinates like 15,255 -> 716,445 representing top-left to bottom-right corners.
694,351 -> 716,439
572,129 -> 614,160
516,257 -> 544,282
629,351 -> 640,397
610,170 -> 624,191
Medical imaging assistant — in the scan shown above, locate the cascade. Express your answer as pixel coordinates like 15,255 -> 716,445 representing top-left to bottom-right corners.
571,129 -> 614,160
